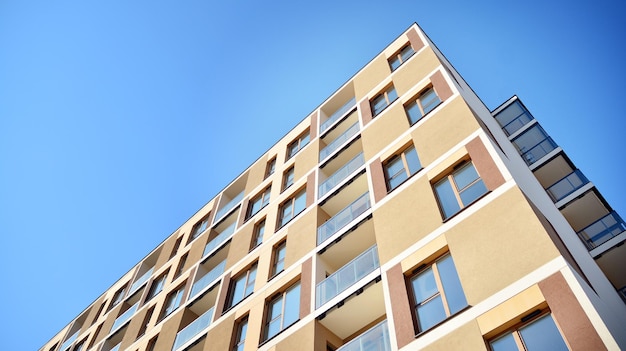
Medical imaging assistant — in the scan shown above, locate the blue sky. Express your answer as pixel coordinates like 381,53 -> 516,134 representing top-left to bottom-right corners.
1,1 -> 624,350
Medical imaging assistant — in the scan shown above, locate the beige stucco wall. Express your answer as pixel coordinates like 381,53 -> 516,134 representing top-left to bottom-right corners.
392,48 -> 441,96
361,103 -> 410,161
419,320 -> 487,351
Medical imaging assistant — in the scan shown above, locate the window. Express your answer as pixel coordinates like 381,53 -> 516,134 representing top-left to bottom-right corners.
109,285 -> 127,310
175,253 -> 188,278
250,219 -> 265,251
146,336 -> 158,351
384,145 -> 422,191
371,85 -> 398,116
146,272 -> 168,302
409,254 -> 467,332
170,236 -> 183,258
190,216 -> 210,241
271,241 -> 287,278
136,306 -> 154,339
263,282 -> 301,341
72,339 -> 86,351
93,301 -> 106,324
405,87 -> 441,124
287,131 -> 310,160
227,264 -> 258,309
278,188 -> 306,228
246,187 -> 271,220
389,44 -> 415,71
231,316 -> 249,351
488,313 -> 568,351
282,166 -> 295,191
159,286 -> 185,321
433,161 -> 488,219
265,157 -> 276,178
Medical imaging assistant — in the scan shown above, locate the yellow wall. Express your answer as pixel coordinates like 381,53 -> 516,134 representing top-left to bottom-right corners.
420,320 -> 487,351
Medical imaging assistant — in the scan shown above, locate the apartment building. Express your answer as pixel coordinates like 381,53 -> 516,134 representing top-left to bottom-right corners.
41,23 -> 626,351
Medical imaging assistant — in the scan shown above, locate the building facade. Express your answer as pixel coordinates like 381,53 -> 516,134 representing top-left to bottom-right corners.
41,23 -> 626,351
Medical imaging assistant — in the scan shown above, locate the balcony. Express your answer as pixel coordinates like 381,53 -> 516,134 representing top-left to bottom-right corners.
319,153 -> 365,198
338,320 -> 391,351
172,307 -> 215,351
577,212 -> 626,250
202,227 -> 232,257
214,191 -> 243,221
493,99 -> 534,136
320,122 -> 360,161
190,260 -> 226,299
545,169 -> 589,202
519,136 -> 557,165
321,97 -> 356,134
318,192 -> 371,245
129,267 -> 154,294
110,302 -> 139,333
317,245 -> 379,308
59,329 -> 79,351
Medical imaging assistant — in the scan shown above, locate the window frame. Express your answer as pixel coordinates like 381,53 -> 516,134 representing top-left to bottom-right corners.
174,253 -> 188,278
282,166 -> 295,192
265,157 -> 277,179
145,271 -> 168,303
270,240 -> 287,279
371,85 -> 398,116
246,186 -> 271,220
109,284 -> 127,310
388,43 -> 416,71
262,281 -> 301,343
487,312 -> 569,351
433,161 -> 488,220
190,215 -> 210,242
231,315 -> 249,351
405,87 -> 442,125
383,144 -> 422,191
250,218 -> 265,251
158,284 -> 185,321
286,130 -> 310,160
226,263 -> 258,309
277,187 -> 307,229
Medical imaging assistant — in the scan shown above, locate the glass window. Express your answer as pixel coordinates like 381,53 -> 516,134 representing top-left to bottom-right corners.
250,219 -> 265,251
282,166 -> 295,191
384,145 -> 422,191
247,187 -> 271,220
169,236 -> 183,258
263,282 -> 301,341
175,253 -> 187,278
489,313 -> 568,351
146,272 -> 168,302
405,88 -> 441,125
159,286 -> 185,320
232,316 -> 249,351
265,157 -> 276,178
271,241 -> 287,277
228,264 -> 258,308
493,100 -> 534,136
389,44 -> 415,71
190,216 -> 210,241
110,285 -> 127,309
287,131 -> 310,160
511,125 -> 556,165
434,162 -> 488,219
409,254 -> 467,332
371,85 -> 398,116
278,188 -> 306,228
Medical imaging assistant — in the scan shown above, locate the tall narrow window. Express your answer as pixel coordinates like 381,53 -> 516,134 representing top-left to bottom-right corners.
282,166 -> 295,192
488,313 -> 568,351
405,87 -> 441,124
73,339 -> 86,351
388,44 -> 415,71
246,187 -> 271,220
109,285 -> 127,311
175,253 -> 188,278
170,236 -> 183,259
287,131 -> 310,160
136,306 -> 154,339
250,219 -> 265,251
384,145 -> 422,191
92,301 -> 107,325
270,241 -> 287,278
265,157 -> 277,178
232,315 -> 249,351
409,254 -> 467,332
146,336 -> 158,351
263,282 -> 301,341
433,161 -> 488,219
145,272 -> 168,303
371,85 -> 398,116
190,215 -> 210,241
159,286 -> 185,321
227,264 -> 258,309
278,188 -> 306,228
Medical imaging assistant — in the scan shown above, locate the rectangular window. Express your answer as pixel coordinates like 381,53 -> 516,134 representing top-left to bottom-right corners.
278,188 -> 307,228
371,85 -> 398,116
169,236 -> 183,259
250,219 -> 265,251
388,44 -> 415,71
231,315 -> 249,351
146,272 -> 168,303
227,264 -> 258,309
146,336 -> 158,351
108,284 -> 126,312
263,282 -> 301,342
287,130 -> 310,160
271,241 -> 287,278
159,286 -> 185,321
405,87 -> 441,125
73,339 -> 86,351
488,313 -> 568,351
282,166 -> 295,192
265,157 -> 276,179
136,306 -> 154,339
175,253 -> 188,278
384,145 -> 422,191
190,215 -> 210,241
434,161 -> 488,219
409,254 -> 467,332
93,301 -> 106,325
246,187 -> 271,220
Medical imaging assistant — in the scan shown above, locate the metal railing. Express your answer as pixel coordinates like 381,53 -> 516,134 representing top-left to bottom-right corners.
577,211 -> 626,249
319,153 -> 365,198
110,302 -> 139,333
317,192 -> 371,245
320,122 -> 360,161
214,191 -> 244,221
316,245 -> 379,307
337,320 -> 391,351
519,137 -> 557,165
321,98 -> 357,133
190,260 -> 226,298
129,267 -> 154,294
202,225 -> 234,257
172,307 -> 215,351
546,169 -> 589,202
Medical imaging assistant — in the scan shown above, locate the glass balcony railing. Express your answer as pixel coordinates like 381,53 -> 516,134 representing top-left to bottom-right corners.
214,192 -> 244,221
320,122 -> 360,161
110,343 -> 121,351
321,98 -> 357,134
577,212 -> 626,250
338,320 -> 391,351
172,307 -> 215,351
499,111 -> 533,136
545,170 -> 589,202
319,153 -> 365,198
129,267 -> 154,294
519,137 -> 557,165
59,330 -> 79,351
110,302 -> 139,333
316,245 -> 379,307
190,260 -> 226,298
202,225 -> 234,257
318,192 -> 371,245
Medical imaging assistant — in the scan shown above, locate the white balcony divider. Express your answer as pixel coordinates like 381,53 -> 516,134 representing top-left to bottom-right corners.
110,302 -> 139,333
319,153 -> 365,198
316,245 -> 379,307
319,122 -> 360,161
337,320 -> 391,351
190,260 -> 226,299
172,307 -> 215,351
318,192 -> 370,245
321,98 -> 357,133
